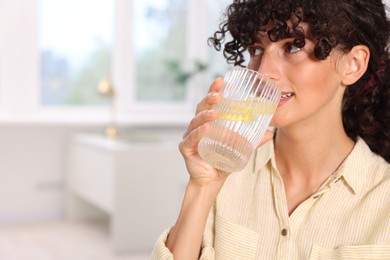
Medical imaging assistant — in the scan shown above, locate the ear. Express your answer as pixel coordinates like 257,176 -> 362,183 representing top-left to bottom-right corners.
341,45 -> 370,85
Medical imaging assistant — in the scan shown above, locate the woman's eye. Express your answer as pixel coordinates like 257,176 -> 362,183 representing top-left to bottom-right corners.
248,47 -> 263,57
286,43 -> 301,53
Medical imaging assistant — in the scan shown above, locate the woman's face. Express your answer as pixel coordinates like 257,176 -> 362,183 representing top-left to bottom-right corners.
247,27 -> 347,130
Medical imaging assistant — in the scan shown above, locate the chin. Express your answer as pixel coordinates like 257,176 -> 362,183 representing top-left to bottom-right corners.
270,116 -> 284,129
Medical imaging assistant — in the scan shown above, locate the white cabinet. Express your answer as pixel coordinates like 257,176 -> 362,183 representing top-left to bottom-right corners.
66,133 -> 187,253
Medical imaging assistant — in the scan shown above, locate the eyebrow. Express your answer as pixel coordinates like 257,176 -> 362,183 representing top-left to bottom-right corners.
255,30 -> 297,43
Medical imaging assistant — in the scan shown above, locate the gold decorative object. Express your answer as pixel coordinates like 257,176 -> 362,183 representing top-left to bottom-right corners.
98,76 -> 119,138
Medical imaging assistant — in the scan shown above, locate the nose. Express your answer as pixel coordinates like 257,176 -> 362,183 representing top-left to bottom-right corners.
257,51 -> 281,81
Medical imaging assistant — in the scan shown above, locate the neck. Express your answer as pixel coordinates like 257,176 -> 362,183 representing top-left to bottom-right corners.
274,122 -> 354,183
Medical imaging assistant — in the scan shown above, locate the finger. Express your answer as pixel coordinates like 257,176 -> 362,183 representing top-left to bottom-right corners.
179,123 -> 210,157
208,77 -> 224,93
195,78 -> 224,114
195,92 -> 222,115
182,109 -> 218,139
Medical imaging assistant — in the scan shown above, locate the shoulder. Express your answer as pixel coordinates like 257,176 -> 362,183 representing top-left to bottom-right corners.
352,137 -> 389,171
360,138 -> 390,175
354,137 -> 390,189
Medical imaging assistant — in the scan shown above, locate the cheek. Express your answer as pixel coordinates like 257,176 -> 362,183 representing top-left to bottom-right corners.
291,61 -> 340,94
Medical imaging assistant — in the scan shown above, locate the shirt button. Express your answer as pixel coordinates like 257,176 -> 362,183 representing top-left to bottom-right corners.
281,229 -> 288,236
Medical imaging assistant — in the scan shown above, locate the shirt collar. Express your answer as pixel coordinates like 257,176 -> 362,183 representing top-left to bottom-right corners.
337,137 -> 377,195
253,139 -> 274,173
252,137 -> 377,195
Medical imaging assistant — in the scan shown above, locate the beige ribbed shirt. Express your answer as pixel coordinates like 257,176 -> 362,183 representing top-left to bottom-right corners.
152,138 -> 390,259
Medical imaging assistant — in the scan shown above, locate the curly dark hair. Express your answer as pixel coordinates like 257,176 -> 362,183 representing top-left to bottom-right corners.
209,0 -> 390,163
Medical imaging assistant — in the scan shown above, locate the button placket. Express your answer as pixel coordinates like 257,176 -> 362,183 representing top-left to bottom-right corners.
271,168 -> 292,259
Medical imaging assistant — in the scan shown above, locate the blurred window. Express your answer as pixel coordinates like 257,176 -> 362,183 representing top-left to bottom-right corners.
134,0 -> 188,102
38,0 -> 113,106
0,0 -> 232,123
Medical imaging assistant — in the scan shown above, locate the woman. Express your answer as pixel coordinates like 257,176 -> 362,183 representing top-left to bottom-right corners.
152,0 -> 390,259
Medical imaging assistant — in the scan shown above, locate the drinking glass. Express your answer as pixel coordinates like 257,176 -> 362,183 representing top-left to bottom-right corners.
198,67 -> 281,172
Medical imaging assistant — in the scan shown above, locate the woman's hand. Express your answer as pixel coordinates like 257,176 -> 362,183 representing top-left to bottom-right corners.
167,77 -> 275,259
166,78 -> 228,259
179,77 -> 275,186
179,77 -> 229,186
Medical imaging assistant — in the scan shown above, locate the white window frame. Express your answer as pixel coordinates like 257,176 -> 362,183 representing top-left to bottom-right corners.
0,0 -> 214,126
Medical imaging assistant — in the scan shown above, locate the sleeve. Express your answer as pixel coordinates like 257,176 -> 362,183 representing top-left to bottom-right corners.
199,206 -> 216,259
151,205 -> 216,260
151,228 -> 174,260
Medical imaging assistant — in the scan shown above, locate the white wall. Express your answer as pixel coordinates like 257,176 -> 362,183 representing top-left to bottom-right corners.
0,124 -> 185,223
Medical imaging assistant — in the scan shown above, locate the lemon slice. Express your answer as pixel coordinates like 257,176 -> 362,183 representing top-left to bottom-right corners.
217,99 -> 277,122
